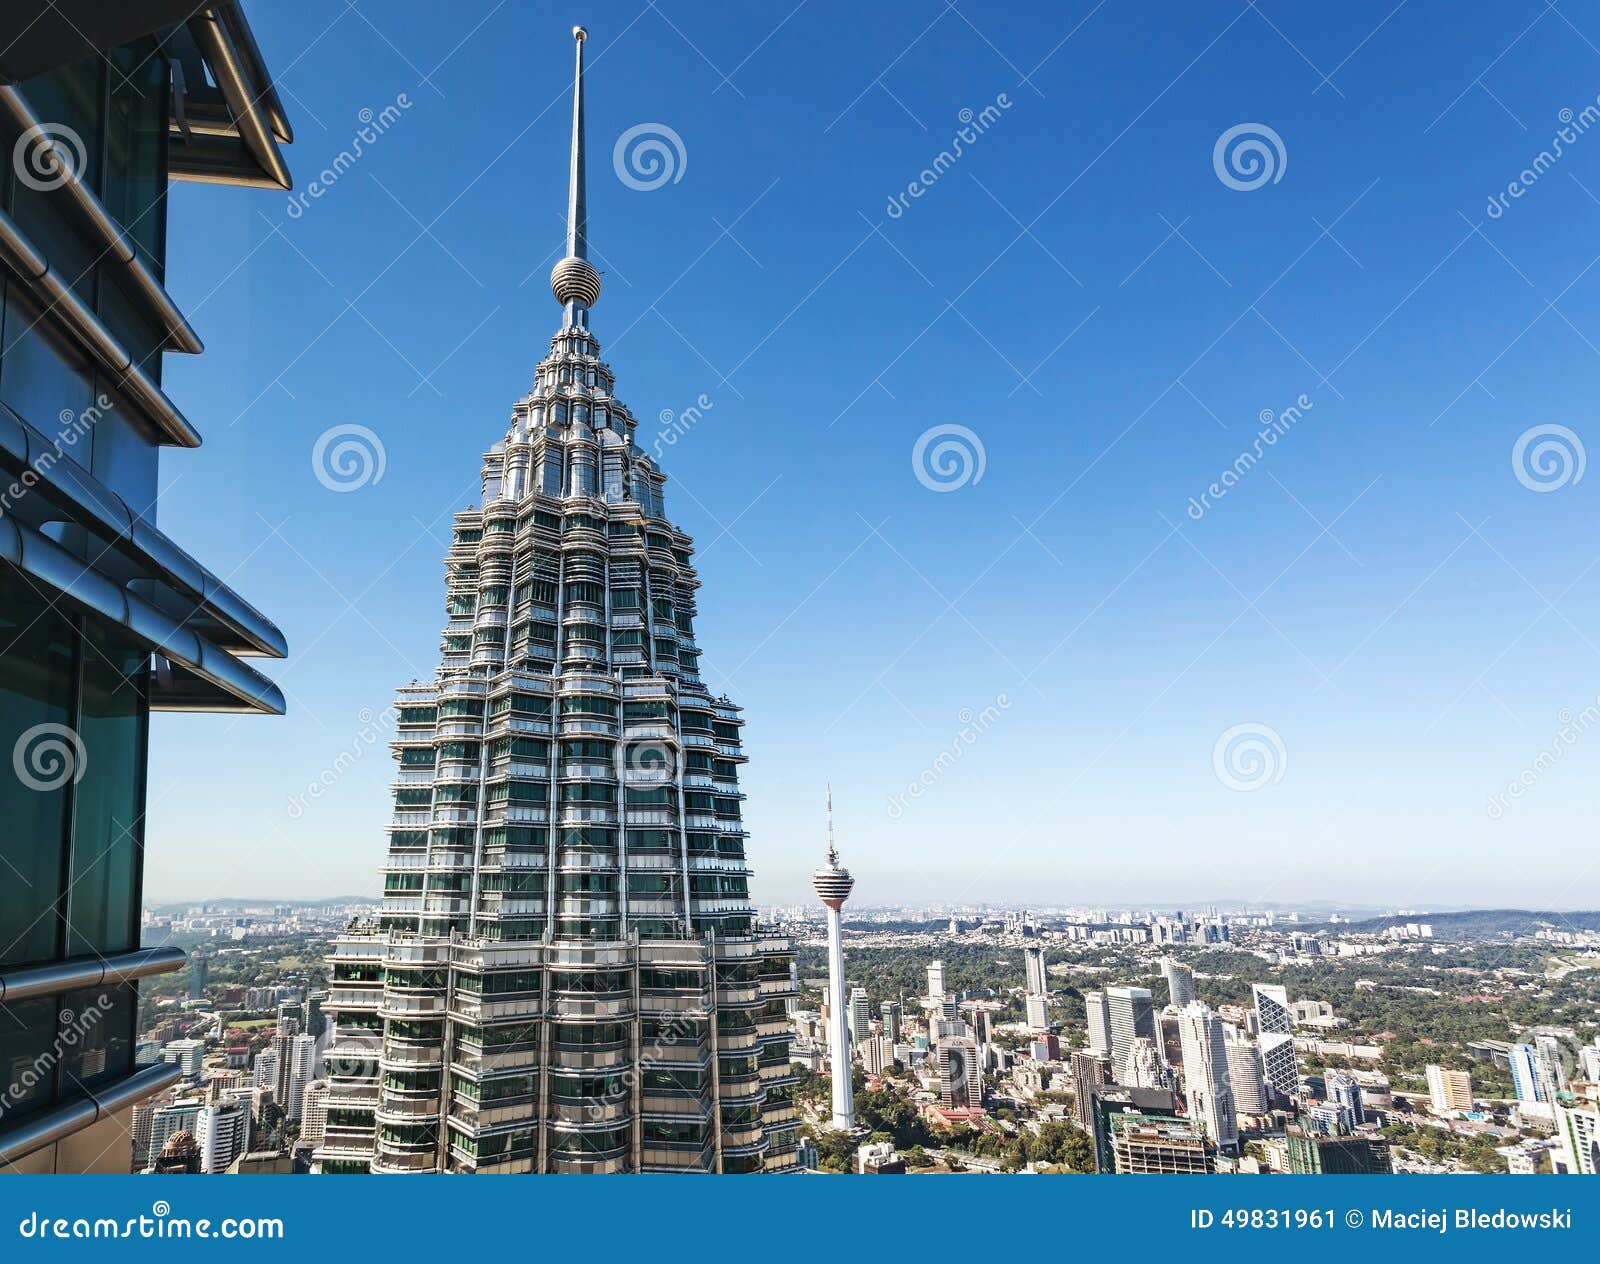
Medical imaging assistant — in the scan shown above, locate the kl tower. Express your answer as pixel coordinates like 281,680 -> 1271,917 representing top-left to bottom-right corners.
812,785 -> 856,1130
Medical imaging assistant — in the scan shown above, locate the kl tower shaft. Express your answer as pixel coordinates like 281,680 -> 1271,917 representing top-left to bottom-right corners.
812,786 -> 856,1130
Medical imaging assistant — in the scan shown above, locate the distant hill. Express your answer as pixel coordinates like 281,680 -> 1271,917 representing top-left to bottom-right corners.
147,897 -> 375,913
1321,909 -> 1600,940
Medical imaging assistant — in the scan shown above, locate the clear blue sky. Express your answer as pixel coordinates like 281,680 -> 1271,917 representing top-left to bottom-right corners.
147,0 -> 1600,912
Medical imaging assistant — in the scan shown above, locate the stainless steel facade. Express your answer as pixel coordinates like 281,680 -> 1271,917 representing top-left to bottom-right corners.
316,28 -> 798,1176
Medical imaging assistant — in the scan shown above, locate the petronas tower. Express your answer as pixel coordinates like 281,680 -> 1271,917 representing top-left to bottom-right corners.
316,27 -> 798,1175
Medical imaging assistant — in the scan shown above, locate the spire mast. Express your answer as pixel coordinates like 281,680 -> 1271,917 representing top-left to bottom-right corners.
566,25 -> 587,261
826,783 -> 837,865
549,26 -> 602,316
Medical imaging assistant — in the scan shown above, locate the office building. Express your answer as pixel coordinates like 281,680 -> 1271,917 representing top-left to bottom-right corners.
1175,1004 -> 1236,1153
1085,991 -> 1112,1057
189,956 -> 210,1002
937,1038 -> 983,1110
1327,1071 -> 1364,1128
1071,1052 -> 1111,1131
927,960 -> 947,1001
1110,1113 -> 1213,1174
1511,1044 -> 1545,1104
1285,1128 -> 1392,1174
1025,993 -> 1051,1033
1536,1034 -> 1566,1104
1106,986 -> 1157,1083
1252,983 -> 1292,1035
1426,1064 -> 1474,1115
848,986 -> 872,1048
298,1080 -> 329,1152
1024,945 -> 1048,996
880,1001 -> 902,1045
0,4 -> 294,1174
1554,1101 -> 1600,1176
317,28 -> 798,1175
1088,1085 -> 1178,1173
1260,1032 -> 1299,1102
195,1101 -> 249,1174
1160,957 -> 1195,1008
284,1033 -> 317,1123
161,1038 -> 205,1081
1224,1029 -> 1268,1117
145,1099 -> 203,1170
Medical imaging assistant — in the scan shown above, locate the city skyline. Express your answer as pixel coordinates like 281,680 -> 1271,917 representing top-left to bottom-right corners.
134,1 -> 1600,911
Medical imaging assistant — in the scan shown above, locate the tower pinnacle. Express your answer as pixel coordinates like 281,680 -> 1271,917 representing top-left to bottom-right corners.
550,24 -> 601,314
812,785 -> 854,909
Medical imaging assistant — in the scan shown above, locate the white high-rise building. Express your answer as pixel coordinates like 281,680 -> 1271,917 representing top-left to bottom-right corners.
145,1099 -> 202,1169
1510,1044 -> 1545,1104
1555,1100 -> 1600,1175
1223,1027 -> 1267,1116
299,1080 -> 330,1150
1085,991 -> 1112,1057
252,1048 -> 279,1093
195,1101 -> 249,1174
1536,1035 -> 1566,1104
1252,983 -> 1292,1035
1159,958 -> 1195,1008
1024,946 -> 1047,996
927,960 -> 947,1001
1259,1031 -> 1298,1101
813,787 -> 856,1131
848,987 -> 872,1048
1106,986 -> 1156,1083
161,1038 -> 205,1080
1426,1064 -> 1473,1115
1177,1003 -> 1237,1153
1025,994 -> 1050,1032
285,1033 -> 318,1123
1579,1042 -> 1600,1085
936,1038 -> 982,1110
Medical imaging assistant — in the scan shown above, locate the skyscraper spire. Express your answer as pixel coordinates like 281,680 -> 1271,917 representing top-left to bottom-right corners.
550,25 -> 601,318
566,25 -> 587,261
